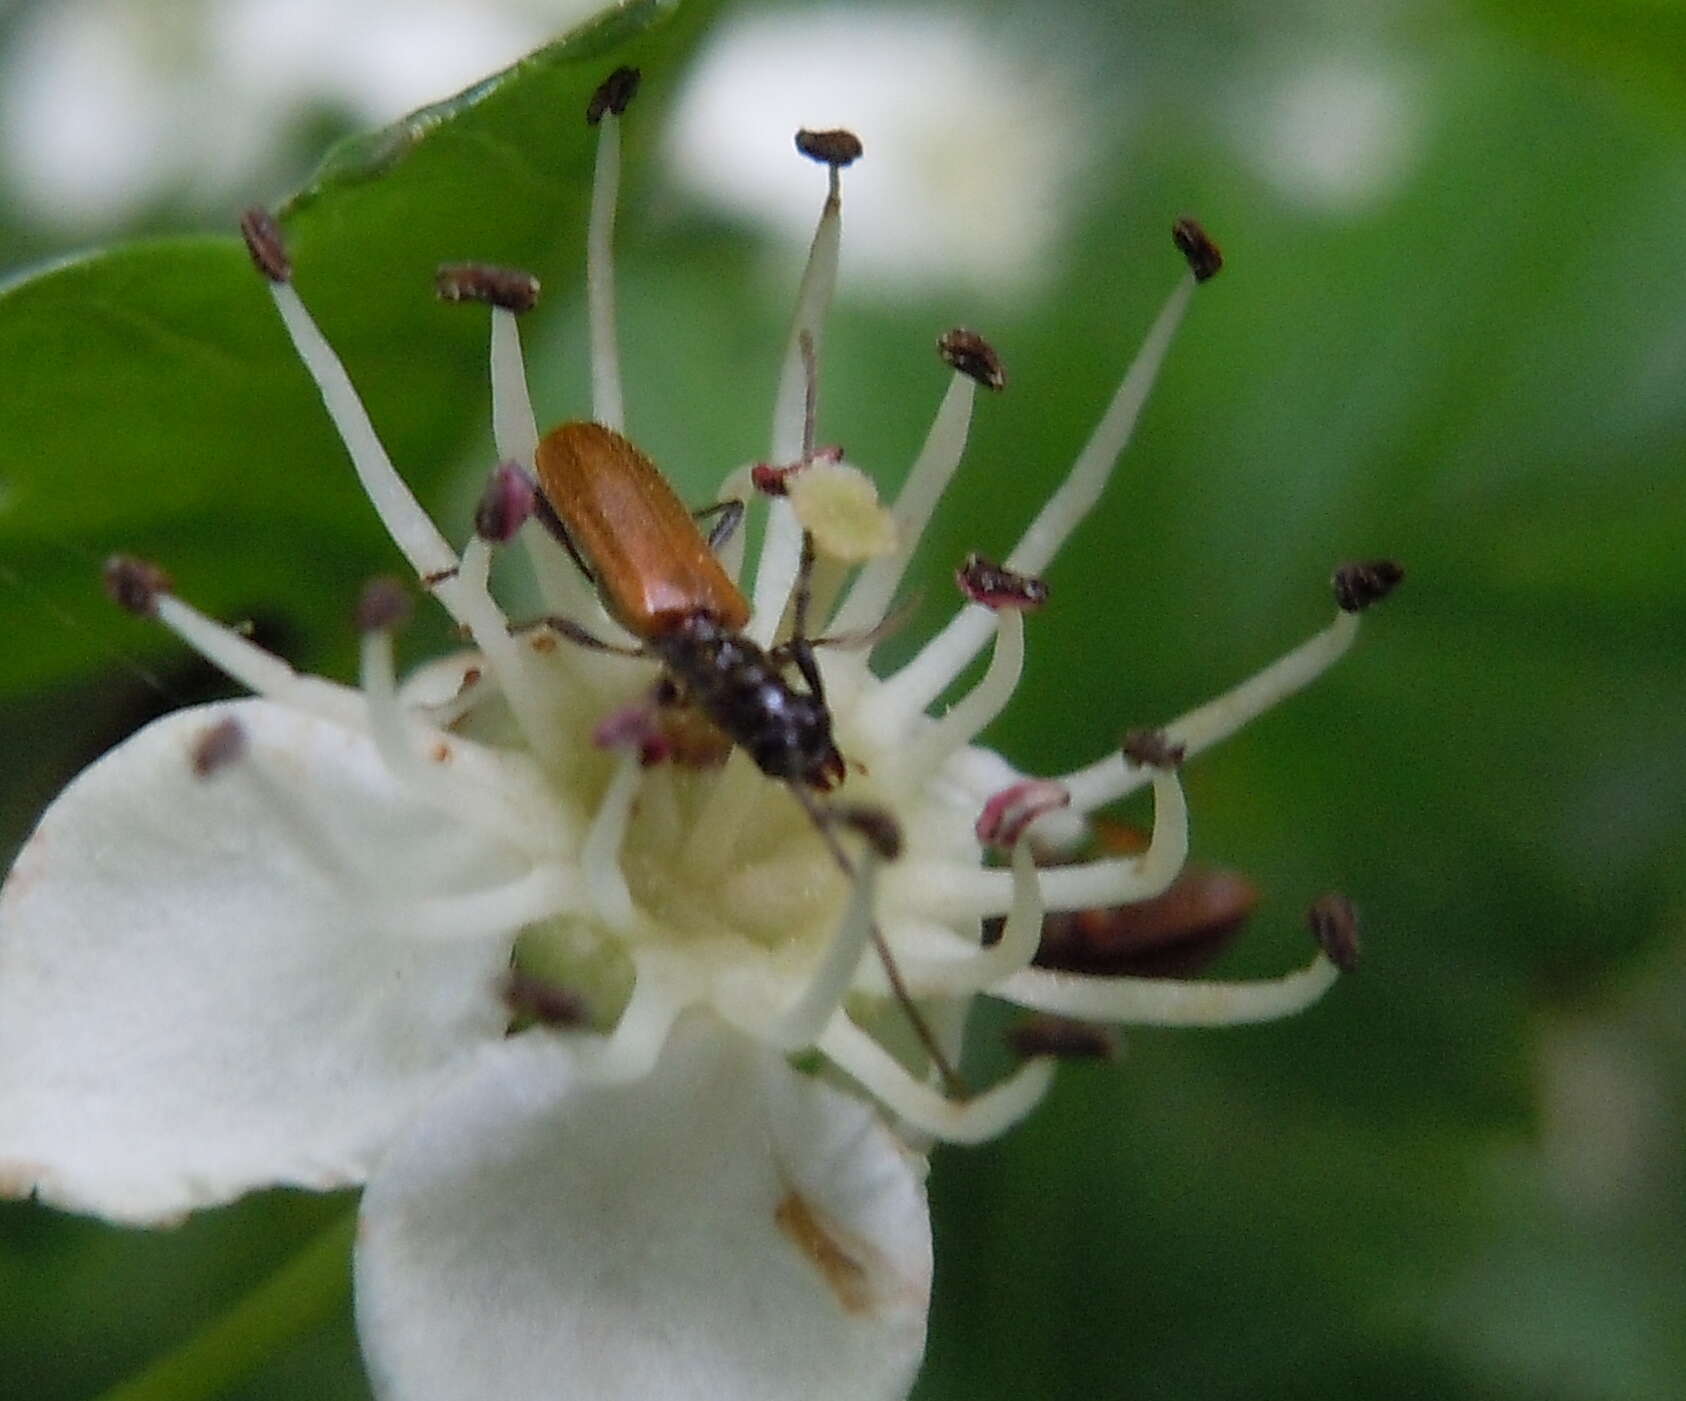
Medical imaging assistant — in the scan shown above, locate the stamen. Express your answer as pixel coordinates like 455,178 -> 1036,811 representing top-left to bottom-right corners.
993,947 -> 1340,1026
1059,604 -> 1367,814
397,864 -> 575,941
1171,217 -> 1223,282
681,751 -> 765,880
453,536 -> 560,765
817,1016 -> 1056,1144
752,130 -> 852,645
870,259 -> 1203,728
572,954 -> 685,1085
434,263 -> 540,313
579,750 -> 641,932
1332,559 -> 1405,613
473,461 -> 538,544
976,779 -> 1071,851
902,839 -> 1044,996
586,68 -> 641,431
355,590 -> 535,849
760,847 -> 885,1051
238,207 -> 290,282
142,587 -> 360,726
489,308 -> 541,468
937,327 -> 1007,391
901,609 -> 1024,779
954,553 -> 1049,611
828,350 -> 984,637
241,210 -> 466,616
102,554 -> 171,616
890,765 -> 1187,920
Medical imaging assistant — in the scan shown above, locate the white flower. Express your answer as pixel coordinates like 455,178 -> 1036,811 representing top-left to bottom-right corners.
664,4 -> 1091,295
0,0 -> 577,229
0,67 -> 1396,1401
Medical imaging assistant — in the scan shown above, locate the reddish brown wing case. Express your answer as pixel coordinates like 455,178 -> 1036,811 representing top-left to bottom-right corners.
534,421 -> 750,636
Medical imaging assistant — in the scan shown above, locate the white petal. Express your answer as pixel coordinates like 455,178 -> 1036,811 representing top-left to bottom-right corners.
0,699 -> 528,1224
357,1015 -> 931,1401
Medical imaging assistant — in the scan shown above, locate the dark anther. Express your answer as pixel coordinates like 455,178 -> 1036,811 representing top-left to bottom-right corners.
586,66 -> 642,125
1006,1015 -> 1119,1062
238,207 -> 291,283
795,128 -> 864,167
355,576 -> 413,633
191,716 -> 248,778
435,263 -> 540,313
834,804 -> 904,862
475,460 -> 539,544
1121,728 -> 1186,770
1171,217 -> 1223,283
103,555 -> 173,617
751,462 -> 797,496
501,971 -> 589,1027
975,779 -> 1071,850
1332,559 -> 1405,613
956,553 -> 1049,611
937,328 -> 1007,391
1307,892 -> 1360,973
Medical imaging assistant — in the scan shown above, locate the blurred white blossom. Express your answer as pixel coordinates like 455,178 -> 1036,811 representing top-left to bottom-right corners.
0,0 -> 578,228
1230,53 -> 1425,213
665,5 -> 1093,295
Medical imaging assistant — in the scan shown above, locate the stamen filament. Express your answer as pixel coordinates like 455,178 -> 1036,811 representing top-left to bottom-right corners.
901,610 -> 1023,779
869,274 -> 1197,727
587,112 -> 626,431
452,538 -> 560,765
488,307 -> 539,466
995,951 -> 1341,1025
829,371 -> 976,637
580,750 -> 642,931
818,1016 -> 1056,1144
888,768 -> 1187,919
357,627 -> 535,849
763,852 -> 883,1050
680,749 -> 763,881
266,283 -> 464,614
902,840 -> 1044,995
398,865 -> 576,941
152,595 -> 361,726
751,170 -> 842,646
572,960 -> 684,1084
1060,608 -> 1360,813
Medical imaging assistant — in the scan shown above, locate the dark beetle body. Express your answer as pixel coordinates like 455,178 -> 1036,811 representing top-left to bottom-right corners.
648,615 -> 844,790
535,421 -> 844,792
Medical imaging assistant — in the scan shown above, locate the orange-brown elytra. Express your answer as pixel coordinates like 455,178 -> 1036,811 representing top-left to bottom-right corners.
535,421 -> 748,636
531,420 -> 847,792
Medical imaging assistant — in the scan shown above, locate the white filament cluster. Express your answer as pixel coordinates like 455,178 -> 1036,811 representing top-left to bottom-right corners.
148,98 -> 1371,1145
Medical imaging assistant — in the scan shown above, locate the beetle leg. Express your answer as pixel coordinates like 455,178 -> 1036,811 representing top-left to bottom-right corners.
692,497 -> 746,553
516,615 -> 646,658
527,493 -> 597,585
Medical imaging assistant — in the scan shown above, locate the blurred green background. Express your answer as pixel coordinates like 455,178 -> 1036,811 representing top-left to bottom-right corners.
2,0 -> 1683,1398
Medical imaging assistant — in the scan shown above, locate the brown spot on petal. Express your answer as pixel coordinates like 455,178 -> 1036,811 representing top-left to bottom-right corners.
191,716 -> 247,778
775,1191 -> 876,1316
430,741 -> 454,765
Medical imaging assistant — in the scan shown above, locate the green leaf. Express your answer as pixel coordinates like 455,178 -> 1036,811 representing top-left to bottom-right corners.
0,0 -> 712,697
